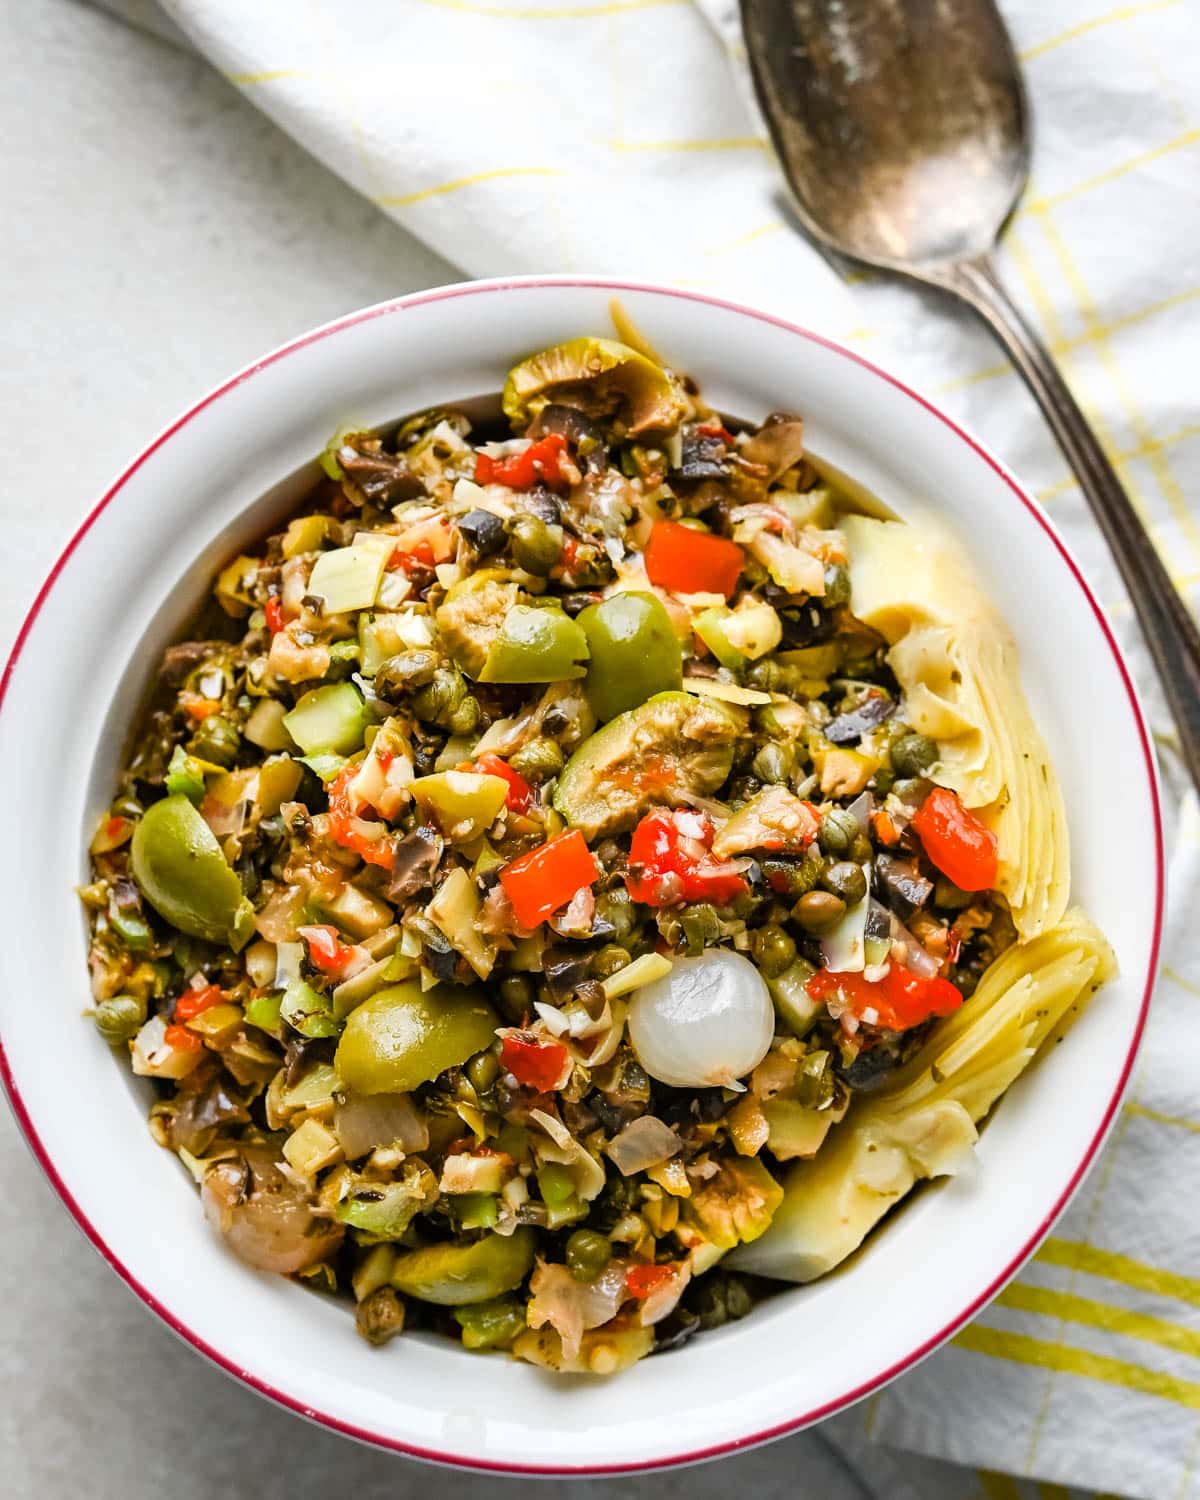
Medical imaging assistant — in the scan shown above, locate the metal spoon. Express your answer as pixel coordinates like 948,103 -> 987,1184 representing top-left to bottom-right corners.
741,0 -> 1200,790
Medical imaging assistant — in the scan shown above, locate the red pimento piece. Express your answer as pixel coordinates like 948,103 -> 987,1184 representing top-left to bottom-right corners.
474,753 -> 533,813
264,595 -> 286,635
326,764 -> 395,871
173,983 -> 225,1022
499,830 -> 599,929
910,786 -> 998,892
388,539 -> 435,572
500,1032 -> 570,1093
475,433 -> 568,490
806,963 -> 963,1033
164,1022 -> 205,1052
298,924 -> 359,976
696,423 -> 735,443
643,521 -> 744,600
625,1263 -> 676,1299
625,808 -> 750,908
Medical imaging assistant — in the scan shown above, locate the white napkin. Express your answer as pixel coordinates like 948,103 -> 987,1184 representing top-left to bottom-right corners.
70,2 -> 1200,1497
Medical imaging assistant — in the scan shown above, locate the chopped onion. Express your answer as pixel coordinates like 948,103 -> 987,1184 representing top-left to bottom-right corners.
527,1260 -> 628,1360
333,1092 -> 429,1159
605,1116 -> 683,1176
627,951 -> 774,1089
533,1001 -> 571,1037
845,790 -> 872,833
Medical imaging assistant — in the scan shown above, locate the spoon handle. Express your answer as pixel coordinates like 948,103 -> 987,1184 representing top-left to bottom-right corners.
936,252 -> 1200,791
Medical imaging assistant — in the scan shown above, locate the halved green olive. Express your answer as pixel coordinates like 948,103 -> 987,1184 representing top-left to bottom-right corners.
502,338 -> 686,436
334,979 -> 499,1095
479,604 -> 588,684
578,592 -> 682,722
390,1228 -> 535,1305
130,794 -> 255,949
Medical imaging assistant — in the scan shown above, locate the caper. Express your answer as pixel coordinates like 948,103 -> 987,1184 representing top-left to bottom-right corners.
187,714 -> 240,768
499,974 -> 535,1020
590,944 -> 631,980
413,667 -> 466,727
509,514 -> 564,576
793,890 -> 847,933
760,854 -> 821,899
849,832 -> 874,865
751,923 -> 797,978
818,805 -> 858,855
891,732 -> 939,778
892,776 -> 933,802
447,694 -> 481,737
355,1286 -> 406,1346
93,994 -> 148,1047
822,563 -> 852,607
751,742 -> 795,785
509,736 -> 564,782
680,903 -> 722,954
747,659 -> 782,693
820,860 -> 867,906
594,888 -> 637,943
374,649 -> 439,696
467,1049 -> 501,1093
565,1228 -> 613,1283
689,1271 -> 753,1330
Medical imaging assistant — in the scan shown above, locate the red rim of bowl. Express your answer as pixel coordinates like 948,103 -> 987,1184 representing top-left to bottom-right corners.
0,276 -> 1164,1475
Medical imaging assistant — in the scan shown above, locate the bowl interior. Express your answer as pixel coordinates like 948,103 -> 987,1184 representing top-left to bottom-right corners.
0,279 -> 1159,1474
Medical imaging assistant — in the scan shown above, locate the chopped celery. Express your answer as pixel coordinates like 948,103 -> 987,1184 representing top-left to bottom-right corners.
306,534 -> 395,615
282,682 -> 366,755
280,979 -> 340,1039
165,744 -> 210,802
244,990 -> 284,1034
244,698 -> 295,753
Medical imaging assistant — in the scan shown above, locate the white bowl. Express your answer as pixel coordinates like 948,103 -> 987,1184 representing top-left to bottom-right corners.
0,277 -> 1162,1474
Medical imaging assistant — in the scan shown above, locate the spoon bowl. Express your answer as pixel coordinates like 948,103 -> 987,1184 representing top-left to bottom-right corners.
741,0 -> 1200,790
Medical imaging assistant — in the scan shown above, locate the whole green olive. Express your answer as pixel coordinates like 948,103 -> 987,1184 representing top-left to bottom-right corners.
334,980 -> 499,1094
577,592 -> 683,722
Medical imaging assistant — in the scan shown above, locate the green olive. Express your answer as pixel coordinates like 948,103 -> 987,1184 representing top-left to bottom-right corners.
566,1228 -> 613,1283
391,1228 -> 536,1305
480,605 -> 589,685
891,732 -> 939,778
508,514 -> 564,576
130,794 -> 255,949
752,923 -> 797,978
821,860 -> 867,906
578,592 -> 683,722
334,979 -> 499,1095
792,890 -> 847,934
93,994 -> 148,1047
818,806 -> 859,856
467,1049 -> 501,1093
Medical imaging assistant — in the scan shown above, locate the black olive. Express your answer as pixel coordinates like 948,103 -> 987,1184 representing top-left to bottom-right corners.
457,508 -> 506,556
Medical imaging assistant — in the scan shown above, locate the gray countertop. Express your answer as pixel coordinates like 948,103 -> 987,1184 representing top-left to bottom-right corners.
0,6 -> 862,1495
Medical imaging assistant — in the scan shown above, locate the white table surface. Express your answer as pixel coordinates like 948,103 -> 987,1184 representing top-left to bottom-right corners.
0,5 -> 871,1495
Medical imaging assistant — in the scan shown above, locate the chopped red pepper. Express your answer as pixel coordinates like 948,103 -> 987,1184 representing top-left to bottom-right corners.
806,963 -> 963,1032
500,1032 -> 569,1092
696,423 -> 735,443
105,815 -> 130,842
474,753 -> 533,813
179,693 -> 221,722
499,830 -> 599,929
163,1022 -> 205,1052
626,808 -> 750,908
388,539 -> 435,572
298,924 -> 359,976
264,595 -> 286,635
174,983 -> 225,1022
643,521 -> 744,600
911,786 -> 998,892
625,1263 -> 676,1299
871,808 -> 900,847
326,764 -> 394,871
475,433 -> 568,490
